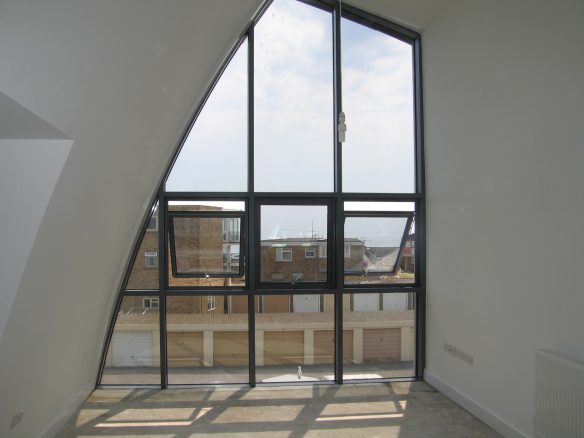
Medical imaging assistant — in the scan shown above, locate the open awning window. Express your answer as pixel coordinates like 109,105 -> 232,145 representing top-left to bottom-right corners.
344,213 -> 414,276
168,212 -> 244,278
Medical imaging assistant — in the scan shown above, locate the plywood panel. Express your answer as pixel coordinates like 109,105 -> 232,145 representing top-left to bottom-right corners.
363,328 -> 400,362
264,331 -> 303,365
314,330 -> 353,364
214,331 -> 248,366
167,332 -> 203,367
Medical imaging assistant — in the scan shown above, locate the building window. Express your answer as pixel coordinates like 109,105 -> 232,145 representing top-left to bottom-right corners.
143,297 -> 159,309
168,212 -> 244,278
344,243 -> 351,258
146,215 -> 158,232
144,251 -> 158,268
223,217 -> 240,242
207,295 -> 216,311
305,247 -> 316,258
276,248 -> 293,262
319,244 -> 327,259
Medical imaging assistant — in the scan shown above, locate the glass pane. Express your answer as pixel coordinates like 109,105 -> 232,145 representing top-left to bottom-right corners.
126,204 -> 159,290
260,205 -> 328,283
345,216 -> 415,285
170,216 -> 242,276
167,296 -> 248,384
254,0 -> 334,192
344,293 -> 415,379
342,18 -> 415,193
256,294 -> 334,383
101,296 -> 160,385
166,40 -> 247,192
344,201 -> 415,212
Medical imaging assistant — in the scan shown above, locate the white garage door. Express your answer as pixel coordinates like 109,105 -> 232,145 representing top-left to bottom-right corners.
293,294 -> 320,313
353,293 -> 380,311
112,331 -> 153,366
382,293 -> 407,311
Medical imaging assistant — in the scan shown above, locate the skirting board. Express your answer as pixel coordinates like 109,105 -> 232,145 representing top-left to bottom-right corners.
39,382 -> 93,438
424,370 -> 529,438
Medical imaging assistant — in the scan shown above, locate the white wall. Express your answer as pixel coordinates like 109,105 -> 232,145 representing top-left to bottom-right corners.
0,1 -> 262,436
0,138 -> 72,340
423,0 -> 584,436
0,92 -> 73,339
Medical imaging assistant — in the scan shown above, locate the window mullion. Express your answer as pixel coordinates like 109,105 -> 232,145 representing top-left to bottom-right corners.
333,0 -> 344,384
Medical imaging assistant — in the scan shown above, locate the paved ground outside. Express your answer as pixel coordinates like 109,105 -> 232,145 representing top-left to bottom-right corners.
101,362 -> 415,385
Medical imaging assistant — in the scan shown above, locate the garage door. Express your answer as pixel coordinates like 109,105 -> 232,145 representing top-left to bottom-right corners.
353,293 -> 380,311
214,331 -> 248,366
264,331 -> 303,365
363,328 -> 400,362
262,295 -> 290,313
314,330 -> 353,364
382,293 -> 407,311
112,331 -> 153,366
167,332 -> 203,367
229,296 -> 248,314
293,294 -> 320,313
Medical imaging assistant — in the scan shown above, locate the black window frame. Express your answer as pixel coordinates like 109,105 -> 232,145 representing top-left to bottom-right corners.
343,211 -> 414,278
168,210 -> 246,278
97,0 -> 425,390
255,197 -> 336,290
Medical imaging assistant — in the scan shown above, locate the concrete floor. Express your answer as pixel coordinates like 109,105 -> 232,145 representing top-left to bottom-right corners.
57,382 -> 501,437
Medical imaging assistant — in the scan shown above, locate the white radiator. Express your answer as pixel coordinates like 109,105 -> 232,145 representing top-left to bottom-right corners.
535,349 -> 584,438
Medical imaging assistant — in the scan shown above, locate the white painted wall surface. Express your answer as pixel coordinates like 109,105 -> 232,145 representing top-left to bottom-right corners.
0,138 -> 72,339
0,91 -> 73,340
423,0 -> 584,436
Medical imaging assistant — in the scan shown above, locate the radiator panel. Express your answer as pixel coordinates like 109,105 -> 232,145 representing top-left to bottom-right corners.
535,349 -> 584,438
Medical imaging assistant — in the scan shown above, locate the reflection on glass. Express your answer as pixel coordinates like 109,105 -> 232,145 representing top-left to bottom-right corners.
342,18 -> 415,193
256,294 -> 334,383
260,205 -> 328,283
166,41 -> 247,192
344,201 -> 415,212
170,217 -> 241,276
344,216 -> 415,285
167,296 -> 248,384
167,201 -> 245,288
169,200 -> 245,212
126,204 -> 159,290
344,293 -> 415,380
254,0 -> 333,192
101,296 -> 160,385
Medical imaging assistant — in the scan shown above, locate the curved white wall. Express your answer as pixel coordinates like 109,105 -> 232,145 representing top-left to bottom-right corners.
0,1 -> 262,436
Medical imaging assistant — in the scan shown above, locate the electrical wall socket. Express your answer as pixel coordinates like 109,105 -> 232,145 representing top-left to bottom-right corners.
11,411 -> 23,429
444,342 -> 474,365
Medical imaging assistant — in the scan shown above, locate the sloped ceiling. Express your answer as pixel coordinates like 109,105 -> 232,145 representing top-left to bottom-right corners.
0,0 -> 453,436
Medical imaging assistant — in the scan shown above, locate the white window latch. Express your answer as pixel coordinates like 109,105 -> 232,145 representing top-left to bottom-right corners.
338,111 -> 347,142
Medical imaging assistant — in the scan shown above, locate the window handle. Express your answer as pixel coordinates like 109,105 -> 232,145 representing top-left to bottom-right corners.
338,112 -> 346,142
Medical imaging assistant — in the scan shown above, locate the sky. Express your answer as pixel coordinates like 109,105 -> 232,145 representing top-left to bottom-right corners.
165,0 -> 415,194
164,0 -> 415,241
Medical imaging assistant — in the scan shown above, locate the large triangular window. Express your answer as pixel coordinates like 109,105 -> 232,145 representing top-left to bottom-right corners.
99,0 -> 424,388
